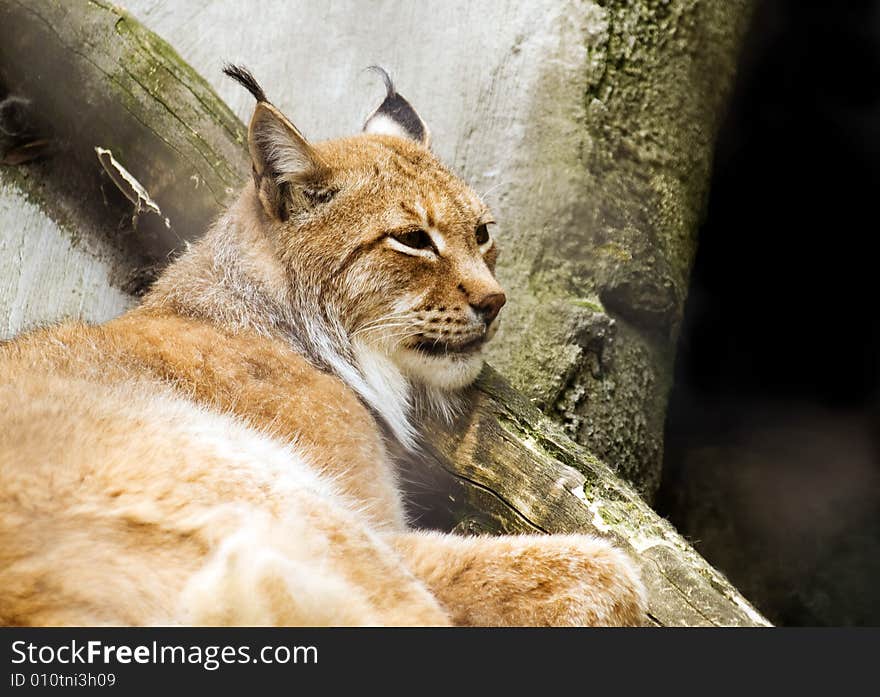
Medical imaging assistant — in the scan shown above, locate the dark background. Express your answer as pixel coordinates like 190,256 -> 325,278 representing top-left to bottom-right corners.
659,0 -> 880,626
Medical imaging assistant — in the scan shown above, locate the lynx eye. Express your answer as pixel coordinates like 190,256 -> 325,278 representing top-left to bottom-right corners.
391,229 -> 433,251
475,224 -> 490,246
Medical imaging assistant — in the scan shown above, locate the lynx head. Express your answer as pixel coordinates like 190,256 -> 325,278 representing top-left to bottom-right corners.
223,65 -> 505,414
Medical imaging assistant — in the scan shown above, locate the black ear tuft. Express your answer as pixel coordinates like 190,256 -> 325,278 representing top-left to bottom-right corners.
223,63 -> 268,103
363,66 -> 430,146
368,65 -> 396,98
228,64 -> 327,221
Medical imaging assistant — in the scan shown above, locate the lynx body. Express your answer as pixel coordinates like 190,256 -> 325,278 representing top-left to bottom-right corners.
0,68 -> 644,626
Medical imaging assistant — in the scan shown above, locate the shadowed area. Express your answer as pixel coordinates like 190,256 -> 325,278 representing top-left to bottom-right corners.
661,0 -> 880,626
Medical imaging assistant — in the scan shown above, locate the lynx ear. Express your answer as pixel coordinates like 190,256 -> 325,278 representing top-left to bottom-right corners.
363,66 -> 431,147
223,64 -> 328,221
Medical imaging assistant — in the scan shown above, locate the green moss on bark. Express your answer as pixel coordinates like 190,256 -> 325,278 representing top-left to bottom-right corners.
486,0 -> 754,498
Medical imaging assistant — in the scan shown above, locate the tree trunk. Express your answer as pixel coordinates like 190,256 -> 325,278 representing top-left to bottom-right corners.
0,0 -> 768,625
0,174 -> 134,339
483,0 -> 755,498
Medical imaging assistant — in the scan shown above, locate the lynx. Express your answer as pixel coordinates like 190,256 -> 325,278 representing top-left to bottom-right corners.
0,66 -> 645,626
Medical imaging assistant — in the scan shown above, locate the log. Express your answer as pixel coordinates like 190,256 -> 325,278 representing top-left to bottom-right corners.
0,0 -> 769,625
405,368 -> 769,625
0,0 -> 248,267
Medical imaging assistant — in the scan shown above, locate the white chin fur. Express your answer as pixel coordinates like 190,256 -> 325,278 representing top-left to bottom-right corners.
392,347 -> 484,391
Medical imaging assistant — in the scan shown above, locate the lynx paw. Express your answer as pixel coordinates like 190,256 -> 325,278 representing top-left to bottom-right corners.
537,535 -> 647,627
452,534 -> 646,626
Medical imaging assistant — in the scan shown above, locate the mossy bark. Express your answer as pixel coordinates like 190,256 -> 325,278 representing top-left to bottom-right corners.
486,0 -> 754,498
0,0 -> 767,624
406,367 -> 768,625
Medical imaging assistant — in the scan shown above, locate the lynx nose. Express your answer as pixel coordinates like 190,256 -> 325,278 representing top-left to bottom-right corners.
471,292 -> 507,326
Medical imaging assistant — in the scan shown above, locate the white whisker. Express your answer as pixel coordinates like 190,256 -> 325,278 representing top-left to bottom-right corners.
478,181 -> 505,204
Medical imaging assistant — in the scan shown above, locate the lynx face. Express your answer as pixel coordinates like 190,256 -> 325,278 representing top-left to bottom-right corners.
304,135 -> 504,390
230,66 -> 505,392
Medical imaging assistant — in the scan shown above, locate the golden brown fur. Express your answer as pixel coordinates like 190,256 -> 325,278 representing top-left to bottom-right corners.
0,68 -> 645,626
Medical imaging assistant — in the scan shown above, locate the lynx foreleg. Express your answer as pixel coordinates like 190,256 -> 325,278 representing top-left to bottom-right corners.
388,531 -> 646,627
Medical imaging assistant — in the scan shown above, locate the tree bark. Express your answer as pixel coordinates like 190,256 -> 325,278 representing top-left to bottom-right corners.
484,0 -> 756,498
0,0 -> 768,625
406,368 -> 769,625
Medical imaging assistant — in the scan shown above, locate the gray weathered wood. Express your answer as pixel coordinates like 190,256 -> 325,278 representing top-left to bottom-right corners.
0,0 -> 769,625
406,368 -> 769,626
0,174 -> 134,339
